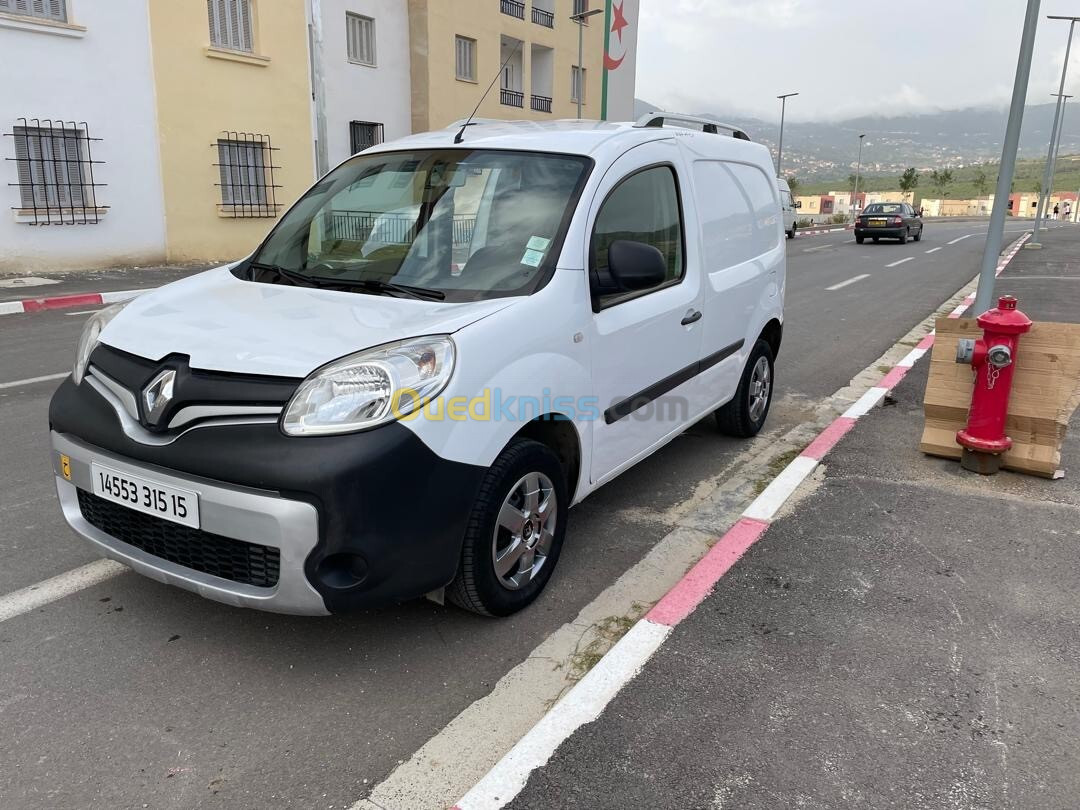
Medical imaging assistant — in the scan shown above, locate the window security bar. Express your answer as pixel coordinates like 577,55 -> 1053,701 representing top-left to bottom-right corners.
5,118 -> 107,225
212,131 -> 281,218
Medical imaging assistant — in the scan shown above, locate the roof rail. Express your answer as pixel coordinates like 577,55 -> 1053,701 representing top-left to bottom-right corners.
634,111 -> 751,141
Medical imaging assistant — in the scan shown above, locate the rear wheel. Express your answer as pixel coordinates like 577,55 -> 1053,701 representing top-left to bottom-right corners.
913,227 -> 922,242
448,439 -> 568,616
855,234 -> 865,244
787,222 -> 796,240
898,229 -> 908,244
872,237 -> 880,243
717,339 -> 774,438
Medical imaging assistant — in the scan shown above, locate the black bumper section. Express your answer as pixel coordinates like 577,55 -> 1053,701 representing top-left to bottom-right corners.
49,378 -> 486,613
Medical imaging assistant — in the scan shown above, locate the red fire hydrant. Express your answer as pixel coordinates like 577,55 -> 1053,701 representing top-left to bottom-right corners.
954,295 -> 1032,474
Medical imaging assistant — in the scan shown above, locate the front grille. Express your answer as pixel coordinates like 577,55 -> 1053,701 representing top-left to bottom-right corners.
77,490 -> 280,588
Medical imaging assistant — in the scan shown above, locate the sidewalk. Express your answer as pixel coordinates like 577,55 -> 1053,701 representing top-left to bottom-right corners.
505,228 -> 1080,808
0,263 -> 213,308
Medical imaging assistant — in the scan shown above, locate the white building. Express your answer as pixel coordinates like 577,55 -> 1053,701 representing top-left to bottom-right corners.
0,0 -> 167,272
311,0 -> 413,173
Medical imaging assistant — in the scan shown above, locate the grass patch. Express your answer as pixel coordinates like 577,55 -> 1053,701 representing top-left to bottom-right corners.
877,364 -> 894,375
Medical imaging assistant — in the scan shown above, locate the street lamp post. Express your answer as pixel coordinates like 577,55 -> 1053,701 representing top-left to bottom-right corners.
972,0 -> 1041,316
571,8 -> 604,120
1028,14 -> 1078,249
775,92 -> 798,176
1047,93 -> 1072,219
852,134 -> 866,222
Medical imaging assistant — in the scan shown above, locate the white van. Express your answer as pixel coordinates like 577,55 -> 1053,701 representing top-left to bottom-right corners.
778,177 -> 799,239
50,113 -> 785,617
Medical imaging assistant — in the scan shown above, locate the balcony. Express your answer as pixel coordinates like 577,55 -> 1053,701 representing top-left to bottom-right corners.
500,88 -> 524,108
500,0 -> 525,19
530,94 -> 552,113
531,7 -> 554,27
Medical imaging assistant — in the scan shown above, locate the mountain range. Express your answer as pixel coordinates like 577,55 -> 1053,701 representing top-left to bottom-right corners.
634,99 -> 1080,183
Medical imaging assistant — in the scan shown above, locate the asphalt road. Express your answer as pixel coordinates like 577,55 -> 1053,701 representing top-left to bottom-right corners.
0,219 -> 1042,808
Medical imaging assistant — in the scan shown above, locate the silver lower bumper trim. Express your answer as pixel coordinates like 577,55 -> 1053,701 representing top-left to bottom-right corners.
50,431 -> 329,615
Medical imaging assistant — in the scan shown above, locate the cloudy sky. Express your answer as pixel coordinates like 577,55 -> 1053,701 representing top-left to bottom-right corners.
637,0 -> 1080,122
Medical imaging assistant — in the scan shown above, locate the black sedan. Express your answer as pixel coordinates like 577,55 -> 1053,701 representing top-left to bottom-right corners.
854,202 -> 924,244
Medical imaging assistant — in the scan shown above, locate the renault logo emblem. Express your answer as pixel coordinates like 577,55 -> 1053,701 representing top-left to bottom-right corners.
143,369 -> 176,426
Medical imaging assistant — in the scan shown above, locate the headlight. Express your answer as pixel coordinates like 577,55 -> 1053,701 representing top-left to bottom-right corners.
282,336 -> 456,436
72,302 -> 129,385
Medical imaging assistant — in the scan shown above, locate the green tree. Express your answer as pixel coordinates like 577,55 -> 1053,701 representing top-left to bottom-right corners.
1033,180 -> 1042,195
898,167 -> 919,196
847,173 -> 859,193
931,169 -> 954,199
786,176 -> 800,195
972,168 -> 989,197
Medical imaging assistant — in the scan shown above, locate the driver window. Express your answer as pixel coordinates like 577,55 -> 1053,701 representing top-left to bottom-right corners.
591,165 -> 684,308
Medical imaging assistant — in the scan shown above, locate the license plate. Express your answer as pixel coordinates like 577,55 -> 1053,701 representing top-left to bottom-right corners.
90,462 -> 200,529
870,219 -> 887,227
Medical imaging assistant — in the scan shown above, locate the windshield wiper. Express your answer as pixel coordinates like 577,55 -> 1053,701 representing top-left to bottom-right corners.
307,276 -> 447,301
248,261 -> 319,288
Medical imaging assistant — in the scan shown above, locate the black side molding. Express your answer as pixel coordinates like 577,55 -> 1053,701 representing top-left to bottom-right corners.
603,339 -> 744,425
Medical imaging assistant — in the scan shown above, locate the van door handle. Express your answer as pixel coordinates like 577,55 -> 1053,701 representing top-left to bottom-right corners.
681,310 -> 703,326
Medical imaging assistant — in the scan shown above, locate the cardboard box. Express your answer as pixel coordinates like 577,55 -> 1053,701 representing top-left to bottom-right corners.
921,318 -> 1080,478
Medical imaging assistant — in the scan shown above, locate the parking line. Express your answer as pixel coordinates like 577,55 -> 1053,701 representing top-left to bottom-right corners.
0,560 -> 126,624
925,247 -> 943,254
825,274 -> 870,291
886,257 -> 914,268
947,235 -> 974,245
0,372 -> 69,390
802,244 -> 832,253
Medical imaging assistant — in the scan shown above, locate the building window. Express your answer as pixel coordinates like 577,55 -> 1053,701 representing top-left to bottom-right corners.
455,35 -> 476,82
350,121 -> 384,154
207,0 -> 254,53
214,133 -> 279,217
571,66 -> 586,103
7,119 -> 105,224
572,0 -> 589,16
0,0 -> 67,22
346,12 -> 375,66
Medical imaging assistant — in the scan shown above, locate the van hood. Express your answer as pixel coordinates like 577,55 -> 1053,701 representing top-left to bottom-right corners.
99,267 -> 518,378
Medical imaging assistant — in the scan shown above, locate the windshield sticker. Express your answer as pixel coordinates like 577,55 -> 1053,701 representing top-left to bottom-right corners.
526,235 -> 551,252
521,248 -> 545,267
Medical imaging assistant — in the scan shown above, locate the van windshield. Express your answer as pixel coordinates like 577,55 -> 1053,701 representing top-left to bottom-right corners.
247,149 -> 591,302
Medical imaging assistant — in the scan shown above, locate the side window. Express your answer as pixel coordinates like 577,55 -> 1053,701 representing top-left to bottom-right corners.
591,165 -> 683,307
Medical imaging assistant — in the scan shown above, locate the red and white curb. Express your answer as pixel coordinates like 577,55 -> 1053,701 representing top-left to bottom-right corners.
794,224 -> 855,238
453,231 -> 1031,810
0,288 -> 151,317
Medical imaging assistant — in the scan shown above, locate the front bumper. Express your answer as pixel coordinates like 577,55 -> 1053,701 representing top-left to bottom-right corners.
49,376 -> 486,614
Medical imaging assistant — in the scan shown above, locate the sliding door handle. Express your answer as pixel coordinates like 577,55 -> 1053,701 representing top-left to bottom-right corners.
681,310 -> 703,326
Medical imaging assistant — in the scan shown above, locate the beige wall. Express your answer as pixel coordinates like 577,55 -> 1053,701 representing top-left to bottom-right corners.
148,0 -> 315,262
408,0 -> 606,133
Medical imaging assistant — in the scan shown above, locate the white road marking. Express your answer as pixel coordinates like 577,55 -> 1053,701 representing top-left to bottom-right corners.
826,274 -> 871,291
0,560 -> 127,624
455,620 -> 672,810
0,302 -> 24,315
802,244 -> 832,253
886,257 -> 915,268
925,247 -> 943,254
65,309 -> 105,316
742,456 -> 820,522
947,234 -> 974,245
0,372 -> 69,390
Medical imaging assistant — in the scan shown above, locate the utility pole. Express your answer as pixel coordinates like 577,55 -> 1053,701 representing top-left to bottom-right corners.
309,0 -> 329,177
973,0 -> 1041,315
571,8 -> 603,119
852,133 -> 866,222
775,92 -> 798,176
1047,93 -> 1072,220
1028,14 -> 1078,249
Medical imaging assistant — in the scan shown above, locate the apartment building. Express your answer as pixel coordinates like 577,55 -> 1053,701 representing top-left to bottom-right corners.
0,0 -> 167,272
147,0 -> 316,262
406,0 -> 638,133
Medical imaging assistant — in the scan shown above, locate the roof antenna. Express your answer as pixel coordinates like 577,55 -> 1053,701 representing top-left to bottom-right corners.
454,40 -> 523,144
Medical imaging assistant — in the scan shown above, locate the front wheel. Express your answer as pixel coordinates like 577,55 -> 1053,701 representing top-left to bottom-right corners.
448,439 -> 568,616
717,339 -> 775,438
787,222 -> 796,240
855,234 -> 865,244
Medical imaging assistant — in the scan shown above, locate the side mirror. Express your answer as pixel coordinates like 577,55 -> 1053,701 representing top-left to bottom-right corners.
795,200 -> 802,209
607,240 -> 668,291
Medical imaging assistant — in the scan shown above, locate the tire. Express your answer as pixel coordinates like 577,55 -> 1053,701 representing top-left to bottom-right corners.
787,222 -> 796,240
913,227 -> 922,242
872,237 -> 880,243
716,339 -> 775,438
898,229 -> 908,244
855,234 -> 864,244
447,439 -> 568,616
